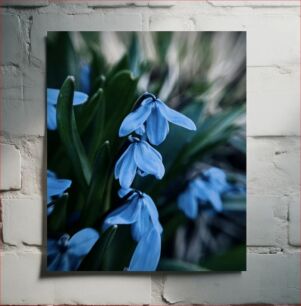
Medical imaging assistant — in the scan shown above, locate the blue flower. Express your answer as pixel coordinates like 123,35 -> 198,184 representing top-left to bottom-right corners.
178,167 -> 229,219
47,88 -> 88,130
103,188 -> 162,271
47,170 -> 72,215
114,136 -> 165,188
47,228 -> 99,271
119,92 -> 197,145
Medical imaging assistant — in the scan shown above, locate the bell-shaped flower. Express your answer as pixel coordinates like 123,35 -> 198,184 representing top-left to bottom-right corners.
103,188 -> 162,271
47,170 -> 72,215
119,92 -> 197,145
178,167 -> 229,219
47,228 -> 99,271
114,136 -> 165,188
47,88 -> 88,130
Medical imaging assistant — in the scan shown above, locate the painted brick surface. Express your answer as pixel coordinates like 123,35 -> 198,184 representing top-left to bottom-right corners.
2,251 -> 151,304
0,1 -> 300,305
0,143 -> 21,191
2,198 -> 43,246
289,194 -> 301,246
163,253 -> 300,304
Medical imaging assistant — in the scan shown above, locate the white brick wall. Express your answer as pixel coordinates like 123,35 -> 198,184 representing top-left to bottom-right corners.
0,1 -> 300,304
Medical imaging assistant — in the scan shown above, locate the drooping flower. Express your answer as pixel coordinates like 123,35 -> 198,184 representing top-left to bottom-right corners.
47,88 -> 88,130
47,228 -> 99,271
114,136 -> 165,188
103,188 -> 162,271
178,167 -> 230,219
47,170 -> 72,215
119,92 -> 197,145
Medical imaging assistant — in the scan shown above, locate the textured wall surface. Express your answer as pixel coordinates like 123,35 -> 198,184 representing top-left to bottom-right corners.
0,0 -> 300,304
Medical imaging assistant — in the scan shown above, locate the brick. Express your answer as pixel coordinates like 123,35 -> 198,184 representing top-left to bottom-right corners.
2,251 -> 151,304
86,0 -> 145,7
2,198 -> 43,246
163,253 -> 300,304
248,66 -> 299,136
194,10 -> 299,67
0,143 -> 21,191
207,0 -> 300,7
247,196 -> 275,246
0,0 -> 49,6
248,137 -> 299,197
20,137 -> 45,196
1,65 -> 45,136
289,194 -> 300,246
2,13 -> 24,65
85,0 -> 174,7
149,15 -> 195,31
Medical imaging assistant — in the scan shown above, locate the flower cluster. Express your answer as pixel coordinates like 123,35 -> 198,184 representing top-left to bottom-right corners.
104,92 -> 197,271
177,167 -> 231,219
47,87 -> 99,271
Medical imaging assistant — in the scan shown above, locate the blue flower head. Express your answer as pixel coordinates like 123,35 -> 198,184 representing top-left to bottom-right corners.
119,92 -> 197,145
47,170 -> 72,215
47,228 -> 99,271
114,135 -> 165,188
47,88 -> 88,130
103,188 -> 162,271
178,167 -> 229,219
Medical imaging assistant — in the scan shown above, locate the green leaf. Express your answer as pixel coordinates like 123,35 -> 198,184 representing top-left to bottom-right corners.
87,91 -> 106,162
47,194 -> 69,234
103,70 -> 138,148
158,259 -> 209,272
78,226 -> 118,271
75,88 -> 104,134
128,33 -> 140,77
184,105 -> 246,159
56,76 -> 91,189
200,245 -> 246,271
81,141 -> 111,227
107,54 -> 129,81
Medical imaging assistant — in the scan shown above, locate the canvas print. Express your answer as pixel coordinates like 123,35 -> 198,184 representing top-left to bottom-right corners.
47,32 -> 246,272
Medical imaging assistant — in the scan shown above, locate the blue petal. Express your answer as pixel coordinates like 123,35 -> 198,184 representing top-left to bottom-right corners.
73,91 -> 89,105
205,167 -> 228,193
68,228 -> 99,257
128,228 -> 161,272
47,104 -> 57,130
193,179 -> 223,212
206,188 -> 223,212
135,124 -> 145,136
47,172 -> 72,203
157,99 -> 196,131
118,187 -> 134,198
47,239 -> 59,256
47,253 -> 70,271
47,88 -> 88,106
131,198 -> 151,241
103,197 -> 141,231
178,188 -> 198,219
47,88 -> 59,105
146,105 -> 169,145
119,103 -> 152,137
143,194 -> 163,233
133,141 -> 165,179
80,63 -> 91,94
115,144 -> 137,188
